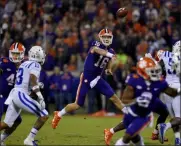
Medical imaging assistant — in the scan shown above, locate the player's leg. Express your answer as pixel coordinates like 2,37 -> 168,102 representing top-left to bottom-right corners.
104,121 -> 125,145
131,134 -> 144,146
172,95 -> 181,144
151,98 -> 169,141
52,73 -> 90,129
95,78 -> 123,111
1,115 -> 22,143
15,91 -> 49,145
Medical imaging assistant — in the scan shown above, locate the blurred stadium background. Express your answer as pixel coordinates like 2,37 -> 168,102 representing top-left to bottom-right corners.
0,0 -> 180,145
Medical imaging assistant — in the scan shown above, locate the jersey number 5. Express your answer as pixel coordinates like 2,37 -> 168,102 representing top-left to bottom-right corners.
94,55 -> 109,68
16,68 -> 24,85
137,92 -> 152,108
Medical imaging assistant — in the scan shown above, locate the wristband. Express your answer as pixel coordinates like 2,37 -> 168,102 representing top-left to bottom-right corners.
106,52 -> 114,58
32,85 -> 39,91
36,91 -> 44,100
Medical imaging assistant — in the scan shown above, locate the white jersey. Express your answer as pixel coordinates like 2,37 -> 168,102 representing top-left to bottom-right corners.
14,60 -> 41,93
160,51 -> 179,87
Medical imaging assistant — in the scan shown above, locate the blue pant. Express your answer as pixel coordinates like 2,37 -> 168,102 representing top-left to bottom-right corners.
0,96 -> 7,120
123,113 -> 151,137
75,73 -> 114,106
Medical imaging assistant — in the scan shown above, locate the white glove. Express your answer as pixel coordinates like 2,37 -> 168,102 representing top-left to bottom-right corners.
90,76 -> 101,88
38,82 -> 44,89
121,107 -> 128,114
38,99 -> 46,110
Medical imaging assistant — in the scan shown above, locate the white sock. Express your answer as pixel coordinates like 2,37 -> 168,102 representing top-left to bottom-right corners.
175,132 -> 180,139
58,108 -> 66,117
115,138 -> 129,146
165,122 -> 172,130
1,133 -> 9,142
153,129 -> 158,134
27,128 -> 38,140
110,128 -> 114,134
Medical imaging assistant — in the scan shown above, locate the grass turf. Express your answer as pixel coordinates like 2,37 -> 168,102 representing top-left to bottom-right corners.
2,114 -> 174,145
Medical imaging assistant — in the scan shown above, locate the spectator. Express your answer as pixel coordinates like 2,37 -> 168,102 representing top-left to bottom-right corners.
58,64 -> 74,111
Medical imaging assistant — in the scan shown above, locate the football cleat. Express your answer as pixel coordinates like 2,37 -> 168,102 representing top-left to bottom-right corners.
1,141 -> 6,146
152,132 -> 168,142
51,111 -> 61,129
104,129 -> 113,146
175,138 -> 181,146
157,124 -> 168,143
24,137 -> 38,146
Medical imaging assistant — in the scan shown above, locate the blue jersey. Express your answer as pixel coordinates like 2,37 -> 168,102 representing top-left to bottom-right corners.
125,73 -> 168,117
83,41 -> 115,77
0,57 -> 17,97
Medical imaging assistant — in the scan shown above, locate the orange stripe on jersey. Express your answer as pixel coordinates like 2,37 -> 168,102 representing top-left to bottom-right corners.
75,73 -> 84,103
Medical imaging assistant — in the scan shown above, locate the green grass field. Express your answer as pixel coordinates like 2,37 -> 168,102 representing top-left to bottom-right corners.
2,114 -> 174,145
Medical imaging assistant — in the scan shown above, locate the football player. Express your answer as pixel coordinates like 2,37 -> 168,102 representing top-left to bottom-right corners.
0,46 -> 49,145
52,28 -> 127,129
0,43 -> 25,145
106,57 -> 179,146
158,41 -> 181,145
155,40 -> 181,145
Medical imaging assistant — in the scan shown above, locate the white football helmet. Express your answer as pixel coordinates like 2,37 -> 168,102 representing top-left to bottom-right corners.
172,40 -> 180,55
28,46 -> 46,65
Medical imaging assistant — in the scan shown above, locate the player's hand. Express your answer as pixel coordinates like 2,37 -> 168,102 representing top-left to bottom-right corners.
38,99 -> 46,110
121,107 -> 128,114
105,69 -> 113,75
111,55 -> 117,61
38,82 -> 44,89
90,48 -> 95,54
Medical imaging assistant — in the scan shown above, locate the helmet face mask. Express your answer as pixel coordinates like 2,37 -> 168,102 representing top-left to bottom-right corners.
137,57 -> 162,81
28,46 -> 46,65
100,35 -> 113,46
9,43 -> 25,63
99,28 -> 113,46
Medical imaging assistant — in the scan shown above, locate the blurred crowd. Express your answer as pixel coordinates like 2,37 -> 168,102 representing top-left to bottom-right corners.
0,0 -> 180,114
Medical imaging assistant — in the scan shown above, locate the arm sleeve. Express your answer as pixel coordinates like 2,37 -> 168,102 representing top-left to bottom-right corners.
160,80 -> 169,91
29,62 -> 41,78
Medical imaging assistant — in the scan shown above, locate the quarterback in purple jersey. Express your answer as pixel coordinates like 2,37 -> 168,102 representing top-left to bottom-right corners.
0,43 -> 25,145
52,28 -> 126,129
104,57 -> 179,146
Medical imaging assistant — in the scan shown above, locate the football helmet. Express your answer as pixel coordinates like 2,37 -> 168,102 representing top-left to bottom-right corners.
137,57 -> 162,81
9,42 -> 25,63
98,28 -> 113,46
28,46 -> 46,65
155,50 -> 165,62
172,40 -> 180,55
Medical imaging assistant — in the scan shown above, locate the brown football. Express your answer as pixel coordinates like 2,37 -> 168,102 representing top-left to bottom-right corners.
116,7 -> 128,18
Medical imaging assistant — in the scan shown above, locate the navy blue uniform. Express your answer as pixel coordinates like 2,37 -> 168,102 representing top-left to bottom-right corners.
123,74 -> 168,136
76,41 -> 115,106
0,57 -> 17,119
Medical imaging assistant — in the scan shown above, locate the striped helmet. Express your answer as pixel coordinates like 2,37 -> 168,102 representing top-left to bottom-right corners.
9,42 -> 25,63
98,28 -> 113,46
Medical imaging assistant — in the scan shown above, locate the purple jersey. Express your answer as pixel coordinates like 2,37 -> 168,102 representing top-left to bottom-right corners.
0,57 -> 17,97
83,41 -> 115,76
125,73 -> 168,117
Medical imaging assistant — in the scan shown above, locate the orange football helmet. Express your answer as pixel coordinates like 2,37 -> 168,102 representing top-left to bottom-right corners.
137,57 -> 162,81
155,50 -> 165,62
9,42 -> 25,63
98,28 -> 113,46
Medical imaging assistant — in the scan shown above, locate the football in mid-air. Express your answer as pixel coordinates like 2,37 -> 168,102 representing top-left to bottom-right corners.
116,7 -> 128,18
